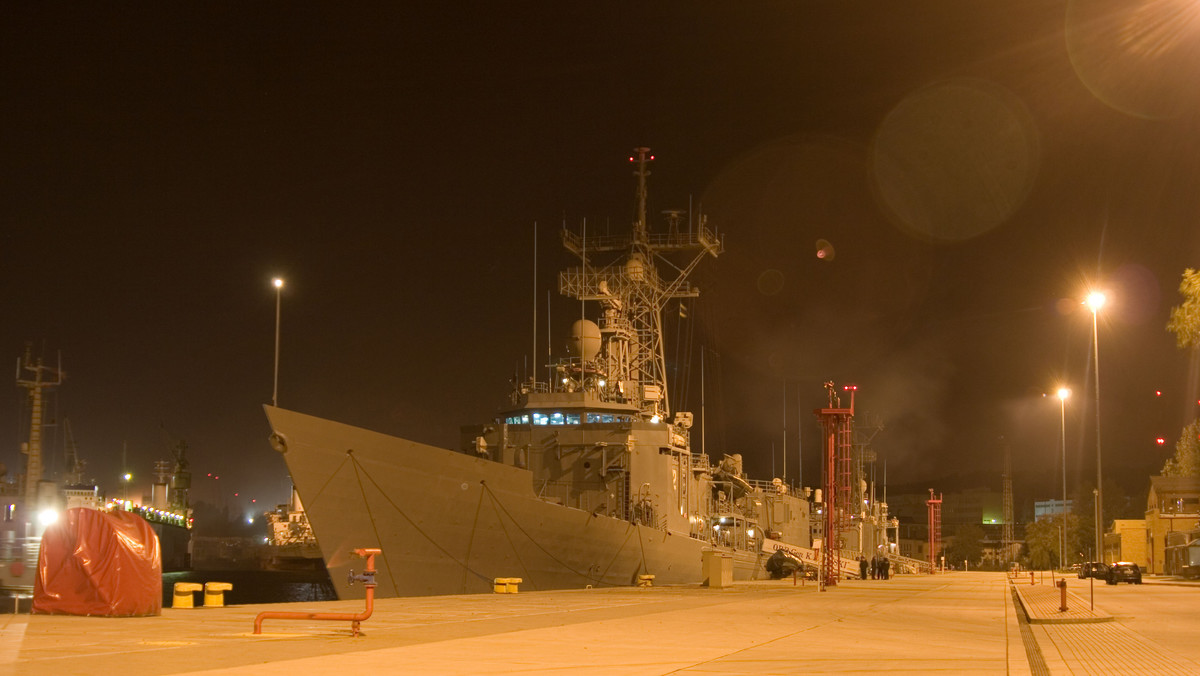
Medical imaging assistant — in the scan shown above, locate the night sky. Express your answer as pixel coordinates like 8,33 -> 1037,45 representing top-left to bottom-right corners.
4,2 -> 1200,519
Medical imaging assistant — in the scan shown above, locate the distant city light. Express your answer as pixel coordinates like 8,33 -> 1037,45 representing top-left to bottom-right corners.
123,473 -> 131,481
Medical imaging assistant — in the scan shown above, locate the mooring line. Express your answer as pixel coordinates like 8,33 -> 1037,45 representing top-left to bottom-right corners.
349,452 -> 491,584
481,482 -> 614,585
349,451 -> 400,594
483,487 -> 536,591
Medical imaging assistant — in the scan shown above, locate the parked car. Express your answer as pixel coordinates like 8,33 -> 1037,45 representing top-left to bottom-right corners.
1106,561 -> 1142,585
1078,562 -> 1108,579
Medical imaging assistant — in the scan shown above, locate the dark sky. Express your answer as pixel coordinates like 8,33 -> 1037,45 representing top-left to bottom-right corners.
4,2 -> 1200,517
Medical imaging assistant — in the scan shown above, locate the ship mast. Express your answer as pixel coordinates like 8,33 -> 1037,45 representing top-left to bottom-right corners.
16,345 -> 64,510
559,148 -> 723,420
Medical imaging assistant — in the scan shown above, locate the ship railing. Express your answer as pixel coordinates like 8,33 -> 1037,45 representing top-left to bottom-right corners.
561,225 -> 724,255
886,552 -> 934,575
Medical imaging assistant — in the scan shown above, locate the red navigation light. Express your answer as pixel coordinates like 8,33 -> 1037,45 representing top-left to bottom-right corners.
1155,390 -> 1162,397
649,155 -> 655,160
843,385 -> 858,391
251,499 -> 256,503
207,473 -> 212,477
1156,438 -> 1165,446
234,492 -> 239,497
629,156 -> 634,162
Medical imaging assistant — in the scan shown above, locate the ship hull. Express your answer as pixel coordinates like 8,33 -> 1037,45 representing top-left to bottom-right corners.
265,406 -> 767,599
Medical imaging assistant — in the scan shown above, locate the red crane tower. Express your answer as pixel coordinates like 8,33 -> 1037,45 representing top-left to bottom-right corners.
926,489 -> 943,572
815,382 -> 855,586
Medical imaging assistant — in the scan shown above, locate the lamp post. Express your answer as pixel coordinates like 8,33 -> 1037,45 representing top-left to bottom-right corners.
1056,387 -> 1070,570
1086,291 -> 1106,562
272,277 -> 284,407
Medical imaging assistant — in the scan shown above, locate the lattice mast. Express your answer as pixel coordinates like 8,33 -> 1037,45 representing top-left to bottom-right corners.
558,148 -> 723,420
16,345 -> 64,509
926,489 -> 942,571
815,382 -> 855,585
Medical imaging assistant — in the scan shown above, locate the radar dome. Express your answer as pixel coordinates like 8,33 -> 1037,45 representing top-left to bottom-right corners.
568,319 -> 601,360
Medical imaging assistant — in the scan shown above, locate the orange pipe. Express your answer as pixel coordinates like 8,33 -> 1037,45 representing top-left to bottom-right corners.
254,548 -> 382,637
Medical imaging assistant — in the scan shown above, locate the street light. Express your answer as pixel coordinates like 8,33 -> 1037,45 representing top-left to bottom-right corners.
1085,290 -> 1106,562
1056,387 -> 1070,570
272,277 -> 284,407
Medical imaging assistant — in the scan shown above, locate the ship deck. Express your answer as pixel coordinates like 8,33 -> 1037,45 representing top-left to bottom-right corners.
4,572 -> 1198,674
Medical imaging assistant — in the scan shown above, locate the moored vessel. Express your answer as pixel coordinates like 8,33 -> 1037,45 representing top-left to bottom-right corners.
266,149 -> 825,599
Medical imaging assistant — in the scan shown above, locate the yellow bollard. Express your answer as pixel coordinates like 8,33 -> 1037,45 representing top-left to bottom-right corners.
493,577 -> 509,593
173,582 -> 203,608
506,578 -> 522,593
204,582 -> 233,607
637,574 -> 655,587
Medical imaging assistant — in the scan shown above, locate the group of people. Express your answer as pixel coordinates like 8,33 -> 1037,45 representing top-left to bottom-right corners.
857,553 -> 891,580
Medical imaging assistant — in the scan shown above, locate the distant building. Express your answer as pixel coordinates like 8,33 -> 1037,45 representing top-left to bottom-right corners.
1103,519 -> 1148,570
1034,499 -> 1073,520
1144,476 -> 1200,574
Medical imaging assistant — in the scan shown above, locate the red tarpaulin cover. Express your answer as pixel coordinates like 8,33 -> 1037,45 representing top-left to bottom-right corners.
33,508 -> 162,616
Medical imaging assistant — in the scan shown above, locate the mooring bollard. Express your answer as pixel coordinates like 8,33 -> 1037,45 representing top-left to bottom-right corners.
204,582 -> 233,607
1058,578 -> 1068,612
1030,571 -> 1035,586
173,582 -> 203,608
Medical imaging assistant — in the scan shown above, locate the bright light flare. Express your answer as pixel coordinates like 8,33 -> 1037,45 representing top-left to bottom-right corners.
38,508 -> 59,526
1085,291 -> 1107,312
273,277 -> 284,289
1057,387 -> 1071,401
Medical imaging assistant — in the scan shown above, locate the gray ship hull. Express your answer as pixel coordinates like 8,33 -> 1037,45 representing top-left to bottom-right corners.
265,406 -> 765,599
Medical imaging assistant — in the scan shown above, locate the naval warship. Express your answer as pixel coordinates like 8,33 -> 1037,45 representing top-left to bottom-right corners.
265,149 -> 818,599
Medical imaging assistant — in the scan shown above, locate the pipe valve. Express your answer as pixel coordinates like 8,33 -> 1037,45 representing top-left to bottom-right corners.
348,569 -> 376,587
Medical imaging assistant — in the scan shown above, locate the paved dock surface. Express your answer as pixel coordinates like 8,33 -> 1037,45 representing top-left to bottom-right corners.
2,572 -> 1197,675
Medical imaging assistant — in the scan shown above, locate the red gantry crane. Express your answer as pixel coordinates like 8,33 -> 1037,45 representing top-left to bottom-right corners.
815,382 -> 855,586
927,489 -> 943,571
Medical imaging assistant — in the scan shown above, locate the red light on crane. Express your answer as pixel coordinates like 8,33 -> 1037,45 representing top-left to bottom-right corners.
1155,390 -> 1162,397
1156,438 -> 1165,446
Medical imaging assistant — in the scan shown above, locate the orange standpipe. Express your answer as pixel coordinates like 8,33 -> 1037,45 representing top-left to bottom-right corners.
254,548 -> 381,637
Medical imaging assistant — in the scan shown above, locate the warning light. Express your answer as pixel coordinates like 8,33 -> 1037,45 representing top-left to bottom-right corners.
843,385 -> 858,391
1156,390 -> 1162,397
1156,438 -> 1166,446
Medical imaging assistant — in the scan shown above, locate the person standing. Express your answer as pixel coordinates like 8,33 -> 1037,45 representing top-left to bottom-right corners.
859,555 -> 868,580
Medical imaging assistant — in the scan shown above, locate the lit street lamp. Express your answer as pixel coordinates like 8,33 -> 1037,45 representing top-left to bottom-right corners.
272,277 -> 284,407
1085,290 -> 1105,562
1056,387 -> 1070,570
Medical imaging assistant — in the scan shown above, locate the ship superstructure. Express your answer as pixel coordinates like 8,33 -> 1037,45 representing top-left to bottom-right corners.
266,150 -> 821,598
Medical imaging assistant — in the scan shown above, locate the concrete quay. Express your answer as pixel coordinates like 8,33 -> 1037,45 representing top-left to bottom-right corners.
2,571 -> 1197,675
